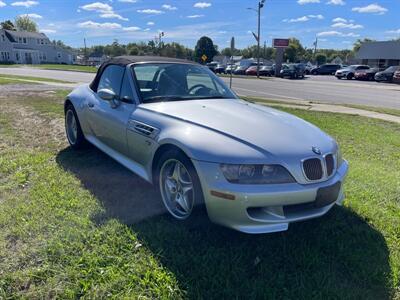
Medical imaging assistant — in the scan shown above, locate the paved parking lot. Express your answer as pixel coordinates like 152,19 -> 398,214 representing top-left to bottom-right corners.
0,67 -> 399,110
222,75 -> 400,109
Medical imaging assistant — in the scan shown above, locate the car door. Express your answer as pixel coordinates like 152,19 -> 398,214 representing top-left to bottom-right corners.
87,65 -> 136,156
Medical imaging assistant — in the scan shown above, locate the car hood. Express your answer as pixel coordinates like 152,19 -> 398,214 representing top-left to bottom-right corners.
376,71 -> 394,75
140,99 -> 334,158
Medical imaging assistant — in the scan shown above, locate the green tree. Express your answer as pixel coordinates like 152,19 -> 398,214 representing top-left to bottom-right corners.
315,53 -> 327,65
194,36 -> 217,63
1,20 -> 15,31
15,15 -> 38,32
284,38 -> 305,62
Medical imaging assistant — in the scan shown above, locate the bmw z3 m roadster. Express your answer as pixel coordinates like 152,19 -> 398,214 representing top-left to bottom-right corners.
64,56 -> 349,234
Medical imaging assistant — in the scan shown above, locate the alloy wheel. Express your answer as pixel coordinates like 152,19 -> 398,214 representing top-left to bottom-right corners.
159,159 -> 194,219
65,109 -> 78,145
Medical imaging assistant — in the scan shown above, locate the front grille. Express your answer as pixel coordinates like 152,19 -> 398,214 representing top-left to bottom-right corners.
325,154 -> 334,176
303,158 -> 323,181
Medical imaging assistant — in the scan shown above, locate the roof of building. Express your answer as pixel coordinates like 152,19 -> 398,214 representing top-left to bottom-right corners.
90,56 -> 197,91
356,41 -> 400,60
4,29 -> 47,41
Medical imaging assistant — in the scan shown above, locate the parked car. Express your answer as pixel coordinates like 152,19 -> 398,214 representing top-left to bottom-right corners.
214,64 -> 226,74
233,65 -> 249,75
245,65 -> 265,76
374,66 -> 400,82
225,64 -> 237,74
311,64 -> 341,75
280,64 -> 305,79
206,62 -> 218,73
393,70 -> 400,84
354,68 -> 379,81
259,65 -> 275,76
64,56 -> 348,234
335,65 -> 370,80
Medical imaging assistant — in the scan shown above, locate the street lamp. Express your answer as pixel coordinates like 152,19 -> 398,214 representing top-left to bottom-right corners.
247,0 -> 266,78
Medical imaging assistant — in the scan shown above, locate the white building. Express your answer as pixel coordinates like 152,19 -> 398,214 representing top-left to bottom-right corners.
0,29 -> 74,64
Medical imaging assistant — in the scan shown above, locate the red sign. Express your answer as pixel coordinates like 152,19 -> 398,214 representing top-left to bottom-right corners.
273,39 -> 289,48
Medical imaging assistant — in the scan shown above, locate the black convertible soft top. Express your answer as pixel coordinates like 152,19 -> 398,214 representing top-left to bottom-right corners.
90,56 -> 197,91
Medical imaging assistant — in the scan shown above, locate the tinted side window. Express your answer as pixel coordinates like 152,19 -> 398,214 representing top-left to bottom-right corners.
98,65 -> 124,94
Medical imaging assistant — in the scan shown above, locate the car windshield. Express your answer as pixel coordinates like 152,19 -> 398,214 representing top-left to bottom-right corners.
132,63 -> 237,103
385,66 -> 399,72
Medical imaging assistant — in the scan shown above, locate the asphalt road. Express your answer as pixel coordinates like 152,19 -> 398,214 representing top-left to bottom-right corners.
0,67 -> 399,109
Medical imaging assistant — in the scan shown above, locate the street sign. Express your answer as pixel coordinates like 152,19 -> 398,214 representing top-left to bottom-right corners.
201,54 -> 207,62
273,38 -> 289,48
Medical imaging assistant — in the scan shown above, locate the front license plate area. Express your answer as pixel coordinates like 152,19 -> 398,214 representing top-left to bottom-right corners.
315,181 -> 341,208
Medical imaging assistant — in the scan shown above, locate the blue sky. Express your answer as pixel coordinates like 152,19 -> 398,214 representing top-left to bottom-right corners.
0,0 -> 399,50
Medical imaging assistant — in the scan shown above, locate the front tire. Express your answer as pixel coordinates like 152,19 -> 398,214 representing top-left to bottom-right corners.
65,104 -> 86,149
157,150 -> 204,220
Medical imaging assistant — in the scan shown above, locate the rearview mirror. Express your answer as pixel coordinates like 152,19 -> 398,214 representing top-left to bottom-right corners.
98,89 -> 116,101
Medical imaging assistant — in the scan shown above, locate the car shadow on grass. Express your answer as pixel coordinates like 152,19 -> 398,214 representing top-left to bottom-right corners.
56,146 -> 393,299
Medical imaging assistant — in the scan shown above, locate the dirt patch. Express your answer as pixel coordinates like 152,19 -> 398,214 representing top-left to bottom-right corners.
0,88 -> 167,224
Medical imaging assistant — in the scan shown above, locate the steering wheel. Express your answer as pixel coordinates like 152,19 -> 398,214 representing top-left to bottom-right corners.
188,84 -> 208,94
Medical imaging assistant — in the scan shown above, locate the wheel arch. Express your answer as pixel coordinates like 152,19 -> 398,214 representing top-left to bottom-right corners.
151,143 -> 191,185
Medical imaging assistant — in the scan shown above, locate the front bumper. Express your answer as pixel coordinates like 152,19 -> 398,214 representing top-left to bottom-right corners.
192,160 -> 349,234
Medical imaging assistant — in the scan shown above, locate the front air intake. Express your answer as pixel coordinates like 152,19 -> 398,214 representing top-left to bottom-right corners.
303,158 -> 323,181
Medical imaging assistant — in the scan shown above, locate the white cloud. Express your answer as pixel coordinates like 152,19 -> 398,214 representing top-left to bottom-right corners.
147,21 -> 155,26
100,12 -> 129,21
81,2 -> 129,21
352,3 -> 387,14
137,9 -> 163,14
20,13 -> 42,19
162,4 -> 177,10
194,2 -> 211,8
80,2 -> 113,13
317,30 -> 359,37
327,0 -> 345,5
297,0 -> 320,4
118,0 -> 137,2
386,29 -> 400,34
283,14 -> 323,23
11,1 -> 39,7
332,17 -> 347,23
0,1 -> 6,7
40,29 -> 56,34
78,20 -> 122,29
122,26 -> 141,31
331,22 -> 363,29
187,14 -> 204,18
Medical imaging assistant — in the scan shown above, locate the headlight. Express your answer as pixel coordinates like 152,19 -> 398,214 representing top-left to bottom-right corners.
220,164 -> 295,184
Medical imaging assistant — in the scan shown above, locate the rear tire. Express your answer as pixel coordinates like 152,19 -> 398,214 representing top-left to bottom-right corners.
156,149 -> 204,220
346,73 -> 353,80
65,104 -> 87,149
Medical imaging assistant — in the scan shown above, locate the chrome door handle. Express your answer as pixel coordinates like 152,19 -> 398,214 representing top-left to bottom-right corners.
88,102 -> 94,108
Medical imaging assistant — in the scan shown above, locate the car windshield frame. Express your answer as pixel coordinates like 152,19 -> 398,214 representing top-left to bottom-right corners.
130,62 -> 238,104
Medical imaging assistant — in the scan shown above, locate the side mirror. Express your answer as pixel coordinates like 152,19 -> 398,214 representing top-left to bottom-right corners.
98,89 -> 116,101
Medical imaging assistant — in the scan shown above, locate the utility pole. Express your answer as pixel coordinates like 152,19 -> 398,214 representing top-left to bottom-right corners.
313,37 -> 318,64
83,38 -> 87,66
248,0 -> 266,78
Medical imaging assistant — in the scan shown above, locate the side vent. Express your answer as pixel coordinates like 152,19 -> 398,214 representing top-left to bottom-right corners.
128,120 -> 159,139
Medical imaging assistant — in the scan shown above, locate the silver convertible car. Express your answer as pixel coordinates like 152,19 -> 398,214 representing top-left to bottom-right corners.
64,56 -> 349,234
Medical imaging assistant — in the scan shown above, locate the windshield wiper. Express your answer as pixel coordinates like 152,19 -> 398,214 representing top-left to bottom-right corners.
143,96 -> 188,103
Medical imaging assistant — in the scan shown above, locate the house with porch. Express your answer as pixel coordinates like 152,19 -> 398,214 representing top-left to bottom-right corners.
0,29 -> 74,64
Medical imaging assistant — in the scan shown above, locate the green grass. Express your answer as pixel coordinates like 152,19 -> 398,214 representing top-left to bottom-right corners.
0,96 -> 399,299
339,103 -> 400,118
0,74 -> 73,84
0,63 -> 97,73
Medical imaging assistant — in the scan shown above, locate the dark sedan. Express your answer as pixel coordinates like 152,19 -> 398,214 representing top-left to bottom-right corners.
375,66 -> 400,82
280,64 -> 305,79
354,68 -> 379,81
259,65 -> 275,76
311,64 -> 341,75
